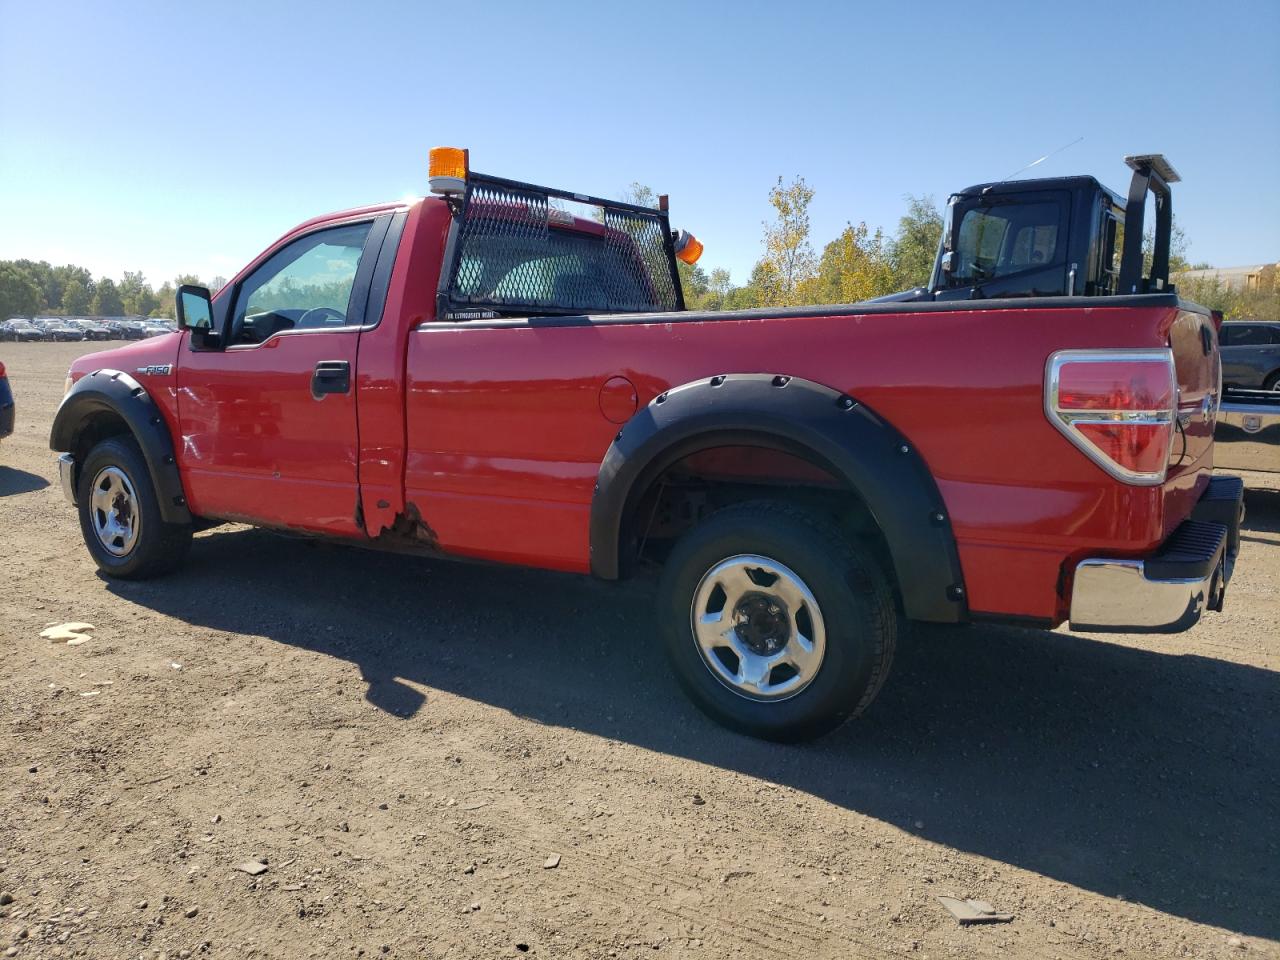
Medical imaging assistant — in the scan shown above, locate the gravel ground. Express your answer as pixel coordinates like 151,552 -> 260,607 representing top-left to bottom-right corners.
1,341 -> 1277,960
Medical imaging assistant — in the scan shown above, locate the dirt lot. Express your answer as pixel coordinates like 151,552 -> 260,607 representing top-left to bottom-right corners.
1,341 -> 1277,960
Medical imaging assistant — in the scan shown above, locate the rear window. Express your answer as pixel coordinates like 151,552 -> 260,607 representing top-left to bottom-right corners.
453,232 -> 656,313
440,176 -> 682,318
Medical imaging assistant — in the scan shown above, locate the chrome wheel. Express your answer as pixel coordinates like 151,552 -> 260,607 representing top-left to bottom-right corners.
690,554 -> 826,701
90,466 -> 141,556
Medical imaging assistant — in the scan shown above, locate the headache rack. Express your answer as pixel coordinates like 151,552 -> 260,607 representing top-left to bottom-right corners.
436,172 -> 686,320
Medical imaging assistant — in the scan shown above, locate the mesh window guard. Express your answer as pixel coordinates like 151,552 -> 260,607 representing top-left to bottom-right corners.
439,174 -> 684,318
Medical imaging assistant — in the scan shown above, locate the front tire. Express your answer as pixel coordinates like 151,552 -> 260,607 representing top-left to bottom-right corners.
657,500 -> 897,742
77,436 -> 192,579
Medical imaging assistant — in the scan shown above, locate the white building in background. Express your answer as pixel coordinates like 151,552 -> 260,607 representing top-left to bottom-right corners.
1177,262 -> 1278,292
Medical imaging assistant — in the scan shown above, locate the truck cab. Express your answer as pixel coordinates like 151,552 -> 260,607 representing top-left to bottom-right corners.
890,154 -> 1180,304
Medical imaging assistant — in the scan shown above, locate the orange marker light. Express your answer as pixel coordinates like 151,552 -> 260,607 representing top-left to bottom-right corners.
673,230 -> 704,265
429,146 -> 469,195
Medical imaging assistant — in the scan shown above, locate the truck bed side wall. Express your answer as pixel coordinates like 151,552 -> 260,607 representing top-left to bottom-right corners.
399,302 -> 1207,624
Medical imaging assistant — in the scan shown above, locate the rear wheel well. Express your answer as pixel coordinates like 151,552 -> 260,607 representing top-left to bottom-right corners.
624,443 -> 901,609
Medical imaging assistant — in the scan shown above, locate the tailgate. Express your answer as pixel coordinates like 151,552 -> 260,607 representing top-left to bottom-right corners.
1162,307 -> 1222,531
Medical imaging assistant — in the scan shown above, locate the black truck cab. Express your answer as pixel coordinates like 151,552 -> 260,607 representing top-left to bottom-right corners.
885,154 -> 1180,303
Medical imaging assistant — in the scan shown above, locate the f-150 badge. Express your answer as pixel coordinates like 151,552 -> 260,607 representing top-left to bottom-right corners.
135,365 -> 172,377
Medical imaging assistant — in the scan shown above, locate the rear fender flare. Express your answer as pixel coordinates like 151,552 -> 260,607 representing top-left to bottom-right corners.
588,373 -> 966,623
49,369 -> 192,524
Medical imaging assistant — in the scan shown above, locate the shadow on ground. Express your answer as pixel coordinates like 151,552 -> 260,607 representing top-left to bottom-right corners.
104,490 -> 1280,939
0,466 -> 50,497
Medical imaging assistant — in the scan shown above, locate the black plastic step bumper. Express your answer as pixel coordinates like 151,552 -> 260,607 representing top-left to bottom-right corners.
1068,475 -> 1243,633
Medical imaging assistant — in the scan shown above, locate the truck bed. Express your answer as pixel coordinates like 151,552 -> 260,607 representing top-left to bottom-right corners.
396,293 -> 1216,625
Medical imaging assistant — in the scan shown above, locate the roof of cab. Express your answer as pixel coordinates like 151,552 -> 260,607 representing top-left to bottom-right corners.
952,174 -> 1124,207
288,199 -> 418,235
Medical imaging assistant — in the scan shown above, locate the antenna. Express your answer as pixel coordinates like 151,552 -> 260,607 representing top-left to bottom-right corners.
983,136 -> 1085,194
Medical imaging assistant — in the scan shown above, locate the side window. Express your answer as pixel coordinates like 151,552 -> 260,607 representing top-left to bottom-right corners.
229,221 -> 374,345
1224,325 -> 1268,346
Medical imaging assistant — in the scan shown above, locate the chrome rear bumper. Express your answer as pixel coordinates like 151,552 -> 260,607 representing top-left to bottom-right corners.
1215,391 -> 1280,474
1068,476 -> 1243,633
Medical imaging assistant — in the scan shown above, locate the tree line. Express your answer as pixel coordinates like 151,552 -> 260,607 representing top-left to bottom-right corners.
618,180 -> 943,312
671,176 -> 1274,320
4,180 -> 1274,322
0,259 -> 225,322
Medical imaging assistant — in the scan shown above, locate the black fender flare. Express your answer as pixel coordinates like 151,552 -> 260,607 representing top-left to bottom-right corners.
49,369 -> 192,525
588,373 -> 966,623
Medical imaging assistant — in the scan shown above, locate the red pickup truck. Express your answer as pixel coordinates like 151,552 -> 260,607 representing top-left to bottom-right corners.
51,150 -> 1243,741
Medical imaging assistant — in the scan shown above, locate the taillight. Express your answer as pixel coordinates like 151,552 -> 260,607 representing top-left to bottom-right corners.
1046,348 -> 1176,485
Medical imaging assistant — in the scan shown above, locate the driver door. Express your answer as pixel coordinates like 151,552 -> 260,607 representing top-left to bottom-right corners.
177,217 -> 386,536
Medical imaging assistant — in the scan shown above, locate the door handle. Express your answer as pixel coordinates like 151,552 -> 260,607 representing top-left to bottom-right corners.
311,360 -> 350,398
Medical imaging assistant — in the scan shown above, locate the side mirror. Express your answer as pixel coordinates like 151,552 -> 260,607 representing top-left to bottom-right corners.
940,251 -> 955,273
176,285 -> 213,330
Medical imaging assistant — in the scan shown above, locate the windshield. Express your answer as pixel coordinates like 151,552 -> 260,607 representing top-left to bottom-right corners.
948,199 -> 1063,285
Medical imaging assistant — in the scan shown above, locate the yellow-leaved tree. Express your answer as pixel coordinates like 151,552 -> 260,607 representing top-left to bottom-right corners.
753,176 -> 817,307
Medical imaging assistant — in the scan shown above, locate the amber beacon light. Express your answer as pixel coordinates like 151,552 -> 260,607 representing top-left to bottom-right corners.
673,229 -> 704,265
428,146 -> 469,195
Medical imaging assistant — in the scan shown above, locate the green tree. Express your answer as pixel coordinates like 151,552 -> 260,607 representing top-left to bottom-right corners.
700,268 -> 734,311
52,264 -> 92,312
722,282 -> 760,310
1116,214 -> 1192,281
10,259 -> 59,311
0,262 -> 42,318
809,222 -> 898,304
119,270 -> 155,316
61,277 -> 92,315
678,260 -> 710,307
891,195 -> 943,290
120,271 -> 160,316
152,281 -> 176,317
90,277 -> 124,316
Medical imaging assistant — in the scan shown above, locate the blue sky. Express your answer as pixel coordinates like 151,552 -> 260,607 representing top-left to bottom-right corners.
2,0 -> 1277,291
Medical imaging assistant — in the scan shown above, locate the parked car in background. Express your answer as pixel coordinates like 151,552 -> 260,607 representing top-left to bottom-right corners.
0,360 -> 13,445
35,319 -> 85,342
95,319 -> 130,339
2,319 -> 46,342
22,320 -> 56,341
1220,320 -> 1280,390
140,321 -> 170,338
67,318 -> 113,341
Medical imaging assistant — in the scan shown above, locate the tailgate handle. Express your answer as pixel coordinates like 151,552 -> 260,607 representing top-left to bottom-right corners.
311,360 -> 350,398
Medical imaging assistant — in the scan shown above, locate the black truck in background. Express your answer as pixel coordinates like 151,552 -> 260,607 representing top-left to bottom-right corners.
883,153 -> 1181,303
889,152 -> 1279,478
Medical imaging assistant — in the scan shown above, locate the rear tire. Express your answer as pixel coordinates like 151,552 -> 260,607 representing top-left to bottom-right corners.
77,436 -> 192,579
656,500 -> 897,742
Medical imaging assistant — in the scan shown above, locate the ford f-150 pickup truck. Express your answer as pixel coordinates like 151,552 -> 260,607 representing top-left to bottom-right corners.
50,149 -> 1244,741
